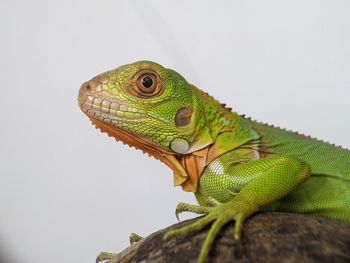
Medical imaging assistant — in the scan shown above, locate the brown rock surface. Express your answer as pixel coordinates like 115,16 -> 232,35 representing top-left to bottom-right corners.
108,212 -> 350,263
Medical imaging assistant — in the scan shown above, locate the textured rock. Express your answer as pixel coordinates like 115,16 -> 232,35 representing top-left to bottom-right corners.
108,212 -> 350,263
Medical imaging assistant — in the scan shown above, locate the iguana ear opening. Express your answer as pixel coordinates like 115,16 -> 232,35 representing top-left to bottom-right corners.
175,107 -> 193,128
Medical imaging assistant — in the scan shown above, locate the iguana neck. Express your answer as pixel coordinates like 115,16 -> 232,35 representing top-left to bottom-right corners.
191,85 -> 238,138
176,87 -> 258,192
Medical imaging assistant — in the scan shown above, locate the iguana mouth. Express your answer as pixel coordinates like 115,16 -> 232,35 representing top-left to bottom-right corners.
78,82 -> 147,123
84,115 -> 193,189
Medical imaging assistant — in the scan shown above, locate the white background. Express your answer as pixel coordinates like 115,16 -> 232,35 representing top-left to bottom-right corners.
0,1 -> 349,263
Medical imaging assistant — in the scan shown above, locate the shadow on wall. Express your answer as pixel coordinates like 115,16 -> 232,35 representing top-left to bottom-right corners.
130,0 -> 198,81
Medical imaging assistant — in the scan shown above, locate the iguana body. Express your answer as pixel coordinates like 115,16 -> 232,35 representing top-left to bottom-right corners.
78,61 -> 350,263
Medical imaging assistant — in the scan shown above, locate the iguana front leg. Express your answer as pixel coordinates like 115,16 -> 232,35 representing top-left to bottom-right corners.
164,155 -> 311,263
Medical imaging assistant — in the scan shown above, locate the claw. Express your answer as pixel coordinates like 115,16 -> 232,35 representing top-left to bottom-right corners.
175,202 -> 187,221
175,209 -> 181,221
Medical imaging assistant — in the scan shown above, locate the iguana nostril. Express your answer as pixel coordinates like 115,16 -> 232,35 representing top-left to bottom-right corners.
78,80 -> 98,102
86,83 -> 92,92
81,79 -> 100,93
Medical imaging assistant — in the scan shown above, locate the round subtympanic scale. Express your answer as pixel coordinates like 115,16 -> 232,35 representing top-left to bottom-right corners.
170,138 -> 190,154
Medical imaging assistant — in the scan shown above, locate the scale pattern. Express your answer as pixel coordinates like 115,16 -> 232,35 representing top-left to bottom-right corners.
197,120 -> 350,223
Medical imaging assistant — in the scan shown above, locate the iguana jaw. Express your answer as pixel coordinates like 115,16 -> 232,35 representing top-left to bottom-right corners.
81,109 -> 191,188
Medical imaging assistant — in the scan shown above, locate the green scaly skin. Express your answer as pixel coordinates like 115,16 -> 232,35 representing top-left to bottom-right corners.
78,61 -> 350,263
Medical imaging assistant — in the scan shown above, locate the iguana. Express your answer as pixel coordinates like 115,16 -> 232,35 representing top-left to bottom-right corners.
77,61 -> 350,263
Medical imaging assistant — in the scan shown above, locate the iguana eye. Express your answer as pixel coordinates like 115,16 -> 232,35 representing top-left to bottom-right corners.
129,71 -> 163,98
137,73 -> 158,94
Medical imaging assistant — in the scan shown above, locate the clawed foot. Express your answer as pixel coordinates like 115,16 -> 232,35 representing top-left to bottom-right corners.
96,252 -> 118,263
175,202 -> 214,221
96,233 -> 143,263
164,200 -> 256,263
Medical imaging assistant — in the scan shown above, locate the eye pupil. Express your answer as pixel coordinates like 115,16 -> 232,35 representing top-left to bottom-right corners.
142,76 -> 153,88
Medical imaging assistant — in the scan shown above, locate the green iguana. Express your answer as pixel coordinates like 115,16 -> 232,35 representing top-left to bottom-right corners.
77,61 -> 350,263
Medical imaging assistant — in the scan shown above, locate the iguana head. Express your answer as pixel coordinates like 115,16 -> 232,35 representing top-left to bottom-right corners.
78,61 -> 215,191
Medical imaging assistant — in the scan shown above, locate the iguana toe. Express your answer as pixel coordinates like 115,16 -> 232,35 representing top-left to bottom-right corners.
96,252 -> 118,263
129,232 -> 144,244
175,202 -> 213,221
